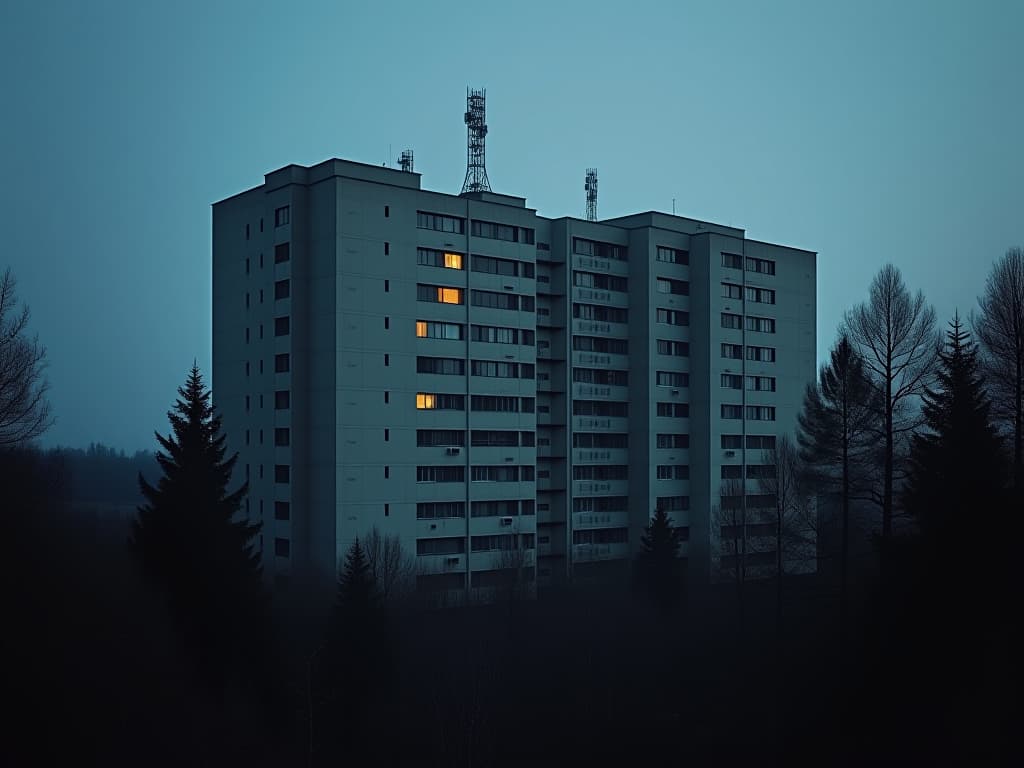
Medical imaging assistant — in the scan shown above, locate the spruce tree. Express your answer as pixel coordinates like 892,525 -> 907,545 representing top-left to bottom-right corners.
636,507 -> 684,609
132,364 -> 264,689
905,314 -> 1006,558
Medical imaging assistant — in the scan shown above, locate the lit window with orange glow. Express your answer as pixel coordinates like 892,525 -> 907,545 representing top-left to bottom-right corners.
416,321 -> 428,337
444,252 -> 463,269
416,393 -> 437,409
438,287 -> 461,304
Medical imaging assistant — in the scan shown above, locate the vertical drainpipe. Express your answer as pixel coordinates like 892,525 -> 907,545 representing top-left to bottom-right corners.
739,233 -> 748,582
464,198 -> 473,602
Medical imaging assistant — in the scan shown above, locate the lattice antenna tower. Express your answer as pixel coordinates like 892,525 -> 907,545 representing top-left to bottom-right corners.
461,88 -> 492,193
398,149 -> 414,173
585,168 -> 598,221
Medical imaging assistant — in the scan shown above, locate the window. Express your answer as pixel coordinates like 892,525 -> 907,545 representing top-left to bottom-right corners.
274,316 -> 290,336
745,316 -> 775,333
573,367 -> 629,386
383,390 -> 390,404
656,278 -> 689,295
573,271 -> 628,292
470,465 -> 521,482
573,528 -> 629,545
246,292 -> 250,309
572,238 -> 627,261
471,534 -> 516,552
384,279 -> 389,292
722,253 -> 743,269
416,502 -> 466,519
275,390 -> 290,410
275,428 -> 290,447
471,430 -> 519,447
416,393 -> 465,410
573,336 -> 629,355
416,466 -> 465,483
471,360 -> 527,378
657,495 -> 690,511
721,404 -> 743,419
274,206 -> 290,227
384,354 -> 389,366
573,432 -> 628,448
656,246 -> 688,264
747,464 -> 777,479
384,316 -> 390,329
746,256 -> 776,275
416,537 -> 466,556
383,242 -> 390,255
274,243 -> 290,263
656,340 -> 689,357
746,286 -> 776,304
655,308 -> 689,326
416,430 -> 466,447
245,327 -> 250,344
383,428 -> 389,442
656,434 -> 689,449
417,284 -> 463,305
274,465 -> 290,483
471,325 -> 520,344
259,324 -> 264,340
416,357 -> 465,375
417,248 -> 465,269
245,395 -> 250,412
275,537 -> 290,557
471,395 -> 521,412
471,289 -> 521,311
416,211 -> 465,234
721,282 -> 743,299
721,313 -> 743,329
245,361 -> 250,377
245,223 -> 250,240
275,279 -> 290,300
472,254 -> 522,276
384,503 -> 389,516
746,405 -> 776,421
722,434 -> 743,449
384,466 -> 389,478
471,219 -> 534,243
416,320 -> 464,340
656,371 -> 689,387
471,499 -> 520,517
746,375 -> 776,391
747,345 -> 777,362
721,465 -> 742,479
746,435 -> 777,450
384,205 -> 389,217
574,400 -> 629,417
274,502 -> 290,520
245,257 -> 250,275
721,374 -> 743,389
721,343 -> 743,359
656,402 -> 689,418
572,303 -> 628,323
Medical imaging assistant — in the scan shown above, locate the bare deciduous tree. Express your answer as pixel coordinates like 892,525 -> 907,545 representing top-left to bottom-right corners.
974,246 -> 1024,492
363,526 -> 416,605
0,268 -> 52,447
844,264 -> 939,538
757,435 -> 817,583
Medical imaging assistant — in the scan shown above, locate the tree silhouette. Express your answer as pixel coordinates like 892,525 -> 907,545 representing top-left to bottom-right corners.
904,313 -> 1007,553
845,264 -> 939,538
636,506 -> 684,610
132,363 -> 264,690
0,267 -> 52,447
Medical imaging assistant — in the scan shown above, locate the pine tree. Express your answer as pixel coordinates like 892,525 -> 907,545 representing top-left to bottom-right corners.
905,314 -> 1007,558
132,364 -> 264,689
636,507 -> 684,609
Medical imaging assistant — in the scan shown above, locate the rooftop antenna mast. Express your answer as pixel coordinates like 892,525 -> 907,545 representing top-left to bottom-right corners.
461,88 -> 492,193
399,149 -> 414,173
585,168 -> 598,221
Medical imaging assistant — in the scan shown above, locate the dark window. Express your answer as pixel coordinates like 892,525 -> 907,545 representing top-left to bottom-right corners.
274,502 -> 290,520
275,279 -> 290,300
384,242 -> 390,255
384,503 -> 390,516
275,206 -> 290,227
416,211 -> 466,234
384,316 -> 390,329
274,465 -> 290,483
384,280 -> 390,292
274,243 -> 290,263
245,223 -> 250,240
384,428 -> 389,442
384,466 -> 389,478
275,390 -> 290,410
384,205 -> 390,217
384,391 -> 390,404
274,316 -> 290,336
275,428 -> 290,446
275,537 -> 290,557
275,353 -> 290,373
384,354 -> 390,366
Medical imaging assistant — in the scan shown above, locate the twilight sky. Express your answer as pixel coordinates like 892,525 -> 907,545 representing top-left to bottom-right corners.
1,0 -> 1020,452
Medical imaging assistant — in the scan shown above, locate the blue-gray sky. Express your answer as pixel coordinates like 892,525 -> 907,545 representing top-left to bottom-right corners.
1,0 -> 1020,451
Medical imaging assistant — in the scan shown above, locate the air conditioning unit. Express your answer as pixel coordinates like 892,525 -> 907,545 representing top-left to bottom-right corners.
671,389 -> 679,395
446,556 -> 460,566
725,450 -> 736,457
499,517 -> 514,526
445,447 -> 461,456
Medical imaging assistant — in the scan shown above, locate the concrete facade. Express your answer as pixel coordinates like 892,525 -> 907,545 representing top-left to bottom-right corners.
212,158 -> 816,600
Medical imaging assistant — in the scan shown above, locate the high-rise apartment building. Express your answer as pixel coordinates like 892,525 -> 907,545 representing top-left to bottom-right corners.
212,158 -> 816,601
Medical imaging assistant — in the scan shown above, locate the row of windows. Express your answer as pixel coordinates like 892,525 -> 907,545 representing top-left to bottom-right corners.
656,246 -> 688,264
416,501 -> 466,519
471,533 -> 536,551
655,278 -> 689,295
657,495 -> 690,511
722,434 -> 777,450
415,465 -> 537,483
573,496 -> 627,513
473,254 -> 535,277
720,493 -> 777,511
417,211 -> 465,234
572,303 -> 628,323
573,465 -> 628,480
656,309 -> 689,326
722,344 -> 777,362
244,427 -> 290,447
573,399 -> 629,416
656,340 -> 689,357
573,432 -> 628,449
245,353 -> 291,377
573,335 -> 629,354
416,357 -> 536,378
471,219 -> 535,244
721,405 -> 777,421
721,253 -> 776,275
656,371 -> 689,387
572,368 -> 629,386
573,528 -> 628,545
721,374 -> 777,391
656,465 -> 690,479
471,499 -> 536,517
472,289 -> 535,312
722,464 -> 778,480
573,237 -> 627,261
417,284 -> 463,305
721,313 -> 776,333
657,402 -> 689,418
573,271 -> 628,292
417,248 -> 464,269
656,433 -> 689,449
721,283 -> 776,304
